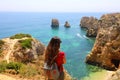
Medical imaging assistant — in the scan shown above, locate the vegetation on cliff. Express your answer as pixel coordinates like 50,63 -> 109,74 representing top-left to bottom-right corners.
0,61 -> 22,73
0,59 -> 44,79
0,33 -> 46,79
18,39 -> 32,49
10,33 -> 31,39
0,40 -> 5,46
0,40 -> 5,56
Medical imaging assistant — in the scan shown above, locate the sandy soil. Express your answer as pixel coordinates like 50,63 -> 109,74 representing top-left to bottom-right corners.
0,74 -> 20,80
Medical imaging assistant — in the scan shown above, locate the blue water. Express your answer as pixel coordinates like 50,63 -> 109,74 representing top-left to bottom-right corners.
0,12 -> 105,79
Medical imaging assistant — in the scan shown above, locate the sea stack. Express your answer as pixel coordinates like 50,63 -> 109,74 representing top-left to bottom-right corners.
64,21 -> 70,28
86,13 -> 120,70
51,18 -> 59,27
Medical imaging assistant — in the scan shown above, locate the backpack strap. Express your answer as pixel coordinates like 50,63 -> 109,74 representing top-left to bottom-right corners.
50,54 -> 58,65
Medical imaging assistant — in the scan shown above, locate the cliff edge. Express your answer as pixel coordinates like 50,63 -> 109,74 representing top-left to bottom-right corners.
85,12 -> 120,80
0,33 -> 72,80
86,13 -> 120,71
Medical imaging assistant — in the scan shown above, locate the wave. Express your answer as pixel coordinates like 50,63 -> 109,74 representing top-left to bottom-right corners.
83,35 -> 89,40
76,33 -> 83,38
76,33 -> 90,40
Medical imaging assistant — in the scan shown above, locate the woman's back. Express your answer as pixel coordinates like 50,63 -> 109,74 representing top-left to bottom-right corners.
44,36 -> 66,80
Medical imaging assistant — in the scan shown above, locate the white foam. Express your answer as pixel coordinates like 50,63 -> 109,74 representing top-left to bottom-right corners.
83,35 -> 89,40
76,33 -> 83,38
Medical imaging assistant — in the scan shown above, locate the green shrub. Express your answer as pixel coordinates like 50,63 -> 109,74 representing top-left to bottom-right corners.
19,39 -> 32,49
10,33 -> 31,39
0,61 -> 7,73
6,62 -> 23,72
0,40 -> 5,56
0,50 -> 2,56
86,64 -> 102,73
0,40 -> 5,46
19,65 -> 38,77
0,49 -> 3,56
0,61 -> 38,77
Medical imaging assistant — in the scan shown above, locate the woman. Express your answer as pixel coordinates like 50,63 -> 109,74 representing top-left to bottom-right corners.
44,36 -> 66,80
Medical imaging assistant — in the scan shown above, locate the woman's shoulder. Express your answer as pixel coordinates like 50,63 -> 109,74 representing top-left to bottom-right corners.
59,51 -> 65,54
59,51 -> 65,56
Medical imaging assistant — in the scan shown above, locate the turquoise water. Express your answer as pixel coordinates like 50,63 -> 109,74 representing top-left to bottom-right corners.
0,12 -> 106,79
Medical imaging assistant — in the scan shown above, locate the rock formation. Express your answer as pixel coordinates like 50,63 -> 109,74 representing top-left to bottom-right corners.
80,16 -> 99,37
64,21 -> 70,28
0,34 -> 45,63
86,13 -> 120,70
51,19 -> 59,27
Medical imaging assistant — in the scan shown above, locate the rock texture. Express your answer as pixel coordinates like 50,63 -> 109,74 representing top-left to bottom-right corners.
64,21 -> 70,28
86,13 -> 120,70
80,16 -> 99,37
51,19 -> 59,27
107,69 -> 120,80
1,37 -> 45,63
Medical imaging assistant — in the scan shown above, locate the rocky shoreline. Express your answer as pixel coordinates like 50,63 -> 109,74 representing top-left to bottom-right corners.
81,13 -> 120,80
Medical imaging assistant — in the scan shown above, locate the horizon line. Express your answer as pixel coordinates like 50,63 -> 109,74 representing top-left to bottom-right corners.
0,11 -> 119,13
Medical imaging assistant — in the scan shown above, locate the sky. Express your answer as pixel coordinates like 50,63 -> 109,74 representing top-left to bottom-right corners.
0,0 -> 120,12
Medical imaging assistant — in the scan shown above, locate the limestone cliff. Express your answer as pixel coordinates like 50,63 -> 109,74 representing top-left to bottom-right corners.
80,16 -> 99,37
1,35 -> 45,63
86,13 -> 120,71
0,33 -> 72,80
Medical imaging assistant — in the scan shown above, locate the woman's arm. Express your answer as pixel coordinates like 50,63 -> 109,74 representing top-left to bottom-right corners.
63,56 -> 66,64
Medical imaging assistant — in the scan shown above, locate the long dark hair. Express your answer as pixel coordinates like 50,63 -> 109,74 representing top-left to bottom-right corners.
45,36 -> 61,66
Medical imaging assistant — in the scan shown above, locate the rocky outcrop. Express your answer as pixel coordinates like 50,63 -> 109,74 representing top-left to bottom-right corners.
13,38 -> 45,63
1,35 -> 45,63
80,13 -> 120,37
80,17 -> 98,28
80,16 -> 99,37
99,13 -> 120,28
51,19 -> 59,27
86,13 -> 120,70
64,21 -> 70,28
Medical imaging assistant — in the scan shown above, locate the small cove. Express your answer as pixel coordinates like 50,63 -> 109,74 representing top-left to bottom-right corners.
0,12 -> 108,79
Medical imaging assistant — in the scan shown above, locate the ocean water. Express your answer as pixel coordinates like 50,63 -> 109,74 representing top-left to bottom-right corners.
0,12 -> 107,80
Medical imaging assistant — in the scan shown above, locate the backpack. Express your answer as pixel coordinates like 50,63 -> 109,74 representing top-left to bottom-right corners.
44,62 -> 60,80
43,54 -> 60,80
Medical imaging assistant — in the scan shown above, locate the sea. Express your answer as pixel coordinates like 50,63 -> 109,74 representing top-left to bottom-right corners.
0,12 -> 108,80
